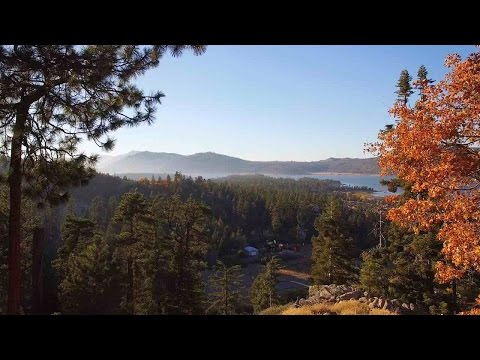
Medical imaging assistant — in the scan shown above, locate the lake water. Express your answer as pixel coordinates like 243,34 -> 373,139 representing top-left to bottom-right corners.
203,173 -> 395,197
129,171 -> 396,197
304,174 -> 392,196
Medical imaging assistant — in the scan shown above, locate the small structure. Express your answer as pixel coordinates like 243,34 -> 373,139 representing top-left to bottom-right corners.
244,246 -> 258,257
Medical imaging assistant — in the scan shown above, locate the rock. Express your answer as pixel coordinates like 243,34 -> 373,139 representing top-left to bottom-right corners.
401,303 -> 411,313
377,298 -> 384,308
338,290 -> 363,301
358,297 -> 367,303
328,296 -> 336,302
299,298 -> 306,306
321,311 -> 337,315
409,303 -> 415,312
382,299 -> 390,310
309,285 -> 334,300
391,299 -> 400,306
363,291 -> 369,298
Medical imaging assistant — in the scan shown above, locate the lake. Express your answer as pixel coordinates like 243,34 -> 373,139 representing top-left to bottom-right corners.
263,173 -> 395,196
123,171 -> 396,197
210,173 -> 395,196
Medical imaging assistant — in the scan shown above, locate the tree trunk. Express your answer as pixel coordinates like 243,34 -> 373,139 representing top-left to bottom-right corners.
127,256 -> 134,314
451,280 -> 457,315
31,227 -> 45,315
7,109 -> 27,315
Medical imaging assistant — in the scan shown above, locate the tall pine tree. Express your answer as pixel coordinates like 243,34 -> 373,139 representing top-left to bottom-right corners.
112,191 -> 156,314
395,69 -> 413,105
250,256 -> 282,313
207,260 -> 244,315
0,45 -> 206,314
311,198 -> 357,285
416,65 -> 433,101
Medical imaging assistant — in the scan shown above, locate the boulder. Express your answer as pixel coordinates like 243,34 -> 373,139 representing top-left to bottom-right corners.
382,299 -> 390,310
358,297 -> 367,303
409,303 -> 415,312
377,298 -> 384,308
309,285 -> 333,300
363,291 -> 369,298
299,298 -> 306,306
338,290 -> 363,301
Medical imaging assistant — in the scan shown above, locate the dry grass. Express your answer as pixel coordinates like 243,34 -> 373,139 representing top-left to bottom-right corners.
331,300 -> 370,315
282,307 -> 315,315
370,308 -> 394,315
279,300 -> 396,315
259,304 -> 292,315
308,303 -> 333,314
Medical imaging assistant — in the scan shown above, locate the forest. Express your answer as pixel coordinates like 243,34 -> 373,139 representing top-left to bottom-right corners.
1,45 -> 480,315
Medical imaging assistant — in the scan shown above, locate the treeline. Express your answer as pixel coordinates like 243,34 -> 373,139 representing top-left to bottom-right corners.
308,66 -> 480,315
0,172 -> 380,314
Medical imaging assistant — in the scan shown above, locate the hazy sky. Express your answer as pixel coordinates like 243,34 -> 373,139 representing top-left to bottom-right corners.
80,45 -> 475,161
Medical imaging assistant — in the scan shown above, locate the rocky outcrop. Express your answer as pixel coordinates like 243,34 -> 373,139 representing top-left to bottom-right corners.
304,284 -> 418,314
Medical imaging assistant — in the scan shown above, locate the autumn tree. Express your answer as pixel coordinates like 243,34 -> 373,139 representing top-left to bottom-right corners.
207,260 -> 244,315
395,69 -> 413,105
367,48 -> 480,310
0,45 -> 206,314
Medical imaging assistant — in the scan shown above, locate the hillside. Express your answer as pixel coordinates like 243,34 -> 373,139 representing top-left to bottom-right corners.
97,151 -> 379,175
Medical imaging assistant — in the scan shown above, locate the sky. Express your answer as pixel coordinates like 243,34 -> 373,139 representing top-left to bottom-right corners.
80,45 -> 475,161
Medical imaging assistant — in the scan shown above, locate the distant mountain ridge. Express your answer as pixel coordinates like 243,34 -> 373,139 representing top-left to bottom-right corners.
97,151 -> 379,175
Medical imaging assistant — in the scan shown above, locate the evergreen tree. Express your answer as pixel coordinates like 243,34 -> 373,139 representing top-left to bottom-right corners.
250,256 -> 282,313
311,198 -> 357,285
416,65 -> 433,101
207,260 -> 244,314
154,195 -> 211,314
112,191 -> 156,314
359,247 -> 390,297
55,233 -> 122,314
0,45 -> 206,314
395,69 -> 413,105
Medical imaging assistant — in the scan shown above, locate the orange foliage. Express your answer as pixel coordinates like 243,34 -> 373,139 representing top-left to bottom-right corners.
367,48 -> 480,283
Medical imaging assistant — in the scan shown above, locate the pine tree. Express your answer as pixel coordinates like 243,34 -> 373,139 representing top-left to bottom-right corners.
311,198 -> 357,285
112,191 -> 156,314
55,233 -> 122,314
154,195 -> 211,314
359,247 -> 390,297
416,65 -> 433,101
250,256 -> 282,313
395,69 -> 413,105
0,45 -> 206,314
207,260 -> 244,315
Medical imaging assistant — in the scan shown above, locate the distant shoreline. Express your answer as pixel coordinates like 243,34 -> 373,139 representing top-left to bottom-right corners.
309,172 -> 380,176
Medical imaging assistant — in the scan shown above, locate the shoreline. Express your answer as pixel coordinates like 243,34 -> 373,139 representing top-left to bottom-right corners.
308,172 -> 380,176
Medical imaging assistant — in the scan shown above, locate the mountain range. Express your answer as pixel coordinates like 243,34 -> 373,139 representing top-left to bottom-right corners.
97,151 -> 379,176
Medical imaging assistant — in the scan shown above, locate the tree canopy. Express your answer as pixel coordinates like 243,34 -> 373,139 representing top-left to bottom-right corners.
368,48 -> 480,290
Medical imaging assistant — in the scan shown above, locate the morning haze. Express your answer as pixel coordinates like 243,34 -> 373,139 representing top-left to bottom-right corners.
81,45 -> 473,162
